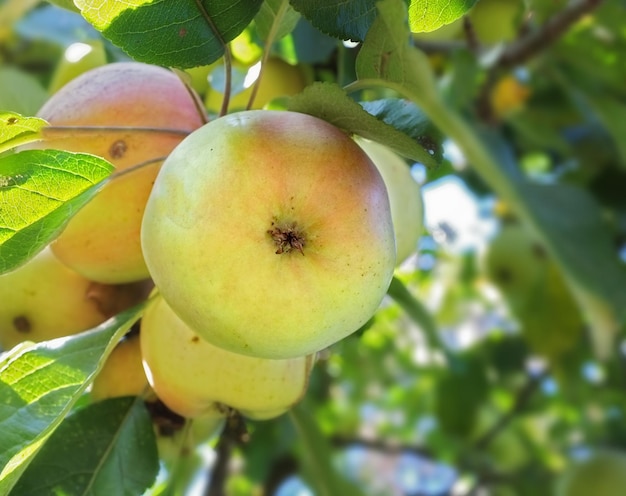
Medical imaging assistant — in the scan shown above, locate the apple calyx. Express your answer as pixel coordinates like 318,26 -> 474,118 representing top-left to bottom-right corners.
268,220 -> 306,255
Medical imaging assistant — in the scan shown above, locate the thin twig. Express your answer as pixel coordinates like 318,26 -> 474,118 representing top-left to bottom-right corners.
496,0 -> 605,69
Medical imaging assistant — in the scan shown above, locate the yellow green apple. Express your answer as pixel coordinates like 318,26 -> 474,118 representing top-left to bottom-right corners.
355,137 -> 423,264
556,450 -> 626,496
0,247 -> 146,351
48,40 -> 107,94
141,110 -> 396,359
205,57 -> 307,113
90,332 -> 149,401
25,62 -> 206,284
140,295 -> 315,420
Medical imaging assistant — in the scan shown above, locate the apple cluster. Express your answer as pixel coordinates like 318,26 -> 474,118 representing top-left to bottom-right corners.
2,61 -> 423,444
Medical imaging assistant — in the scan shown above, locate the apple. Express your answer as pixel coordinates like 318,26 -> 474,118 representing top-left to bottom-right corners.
205,57 -> 307,113
483,222 -> 582,357
556,450 -> 626,496
0,247 -> 147,351
141,110 -> 396,359
490,75 -> 531,118
140,295 -> 315,420
90,332 -> 149,401
354,137 -> 423,265
48,40 -> 107,94
24,62 -> 206,284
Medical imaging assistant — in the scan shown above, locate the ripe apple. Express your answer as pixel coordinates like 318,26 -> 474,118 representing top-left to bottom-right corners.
24,62 -> 206,284
141,110 -> 396,359
490,75 -> 531,118
205,57 -> 307,113
354,137 -> 423,265
0,247 -> 147,351
90,332 -> 149,401
556,450 -> 626,496
140,295 -> 315,420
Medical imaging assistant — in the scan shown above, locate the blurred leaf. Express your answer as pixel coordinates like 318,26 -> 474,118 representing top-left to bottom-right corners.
408,0 -> 478,33
360,98 -> 443,164
75,0 -> 264,68
15,4 -> 100,47
288,82 -> 439,166
435,351 -> 489,437
0,149 -> 114,274
255,0 -> 300,42
0,0 -> 39,40
356,0 -> 626,358
13,397 -> 159,496
44,0 -> 81,13
289,0 -> 377,41
289,403 -> 367,496
0,69 -> 48,117
0,112 -> 47,154
0,304 -> 145,494
585,95 -> 626,169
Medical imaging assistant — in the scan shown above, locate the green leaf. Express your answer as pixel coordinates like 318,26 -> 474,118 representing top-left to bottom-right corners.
288,82 -> 439,166
360,98 -> 443,164
255,0 -> 301,42
75,0 -> 264,69
0,304 -> 145,494
289,403 -> 367,496
289,0 -> 377,41
44,0 -> 81,13
408,0 -> 478,33
0,112 -> 47,154
0,149 -> 114,275
12,397 -> 159,496
585,95 -> 626,169
0,68 -> 48,117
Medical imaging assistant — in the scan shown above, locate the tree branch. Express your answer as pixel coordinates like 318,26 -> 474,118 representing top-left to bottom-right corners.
496,0 -> 605,69
204,410 -> 249,496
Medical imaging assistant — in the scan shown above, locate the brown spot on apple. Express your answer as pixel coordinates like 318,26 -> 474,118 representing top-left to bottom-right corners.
109,139 -> 127,159
13,315 -> 31,333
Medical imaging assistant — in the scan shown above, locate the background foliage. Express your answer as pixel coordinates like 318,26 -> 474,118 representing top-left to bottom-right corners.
1,0 -> 626,495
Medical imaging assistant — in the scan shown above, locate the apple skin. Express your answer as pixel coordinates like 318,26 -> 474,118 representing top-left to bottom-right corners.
90,333 -> 149,401
556,450 -> 626,496
140,295 -> 315,420
141,110 -> 396,359
0,247 -> 147,351
355,138 -> 423,265
25,62 -> 206,284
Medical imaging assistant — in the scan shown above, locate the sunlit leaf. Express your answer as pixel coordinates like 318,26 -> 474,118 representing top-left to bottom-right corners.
408,0 -> 478,33
0,112 -> 47,154
0,304 -> 145,494
75,0 -> 264,68
13,397 -> 159,496
0,149 -> 113,274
